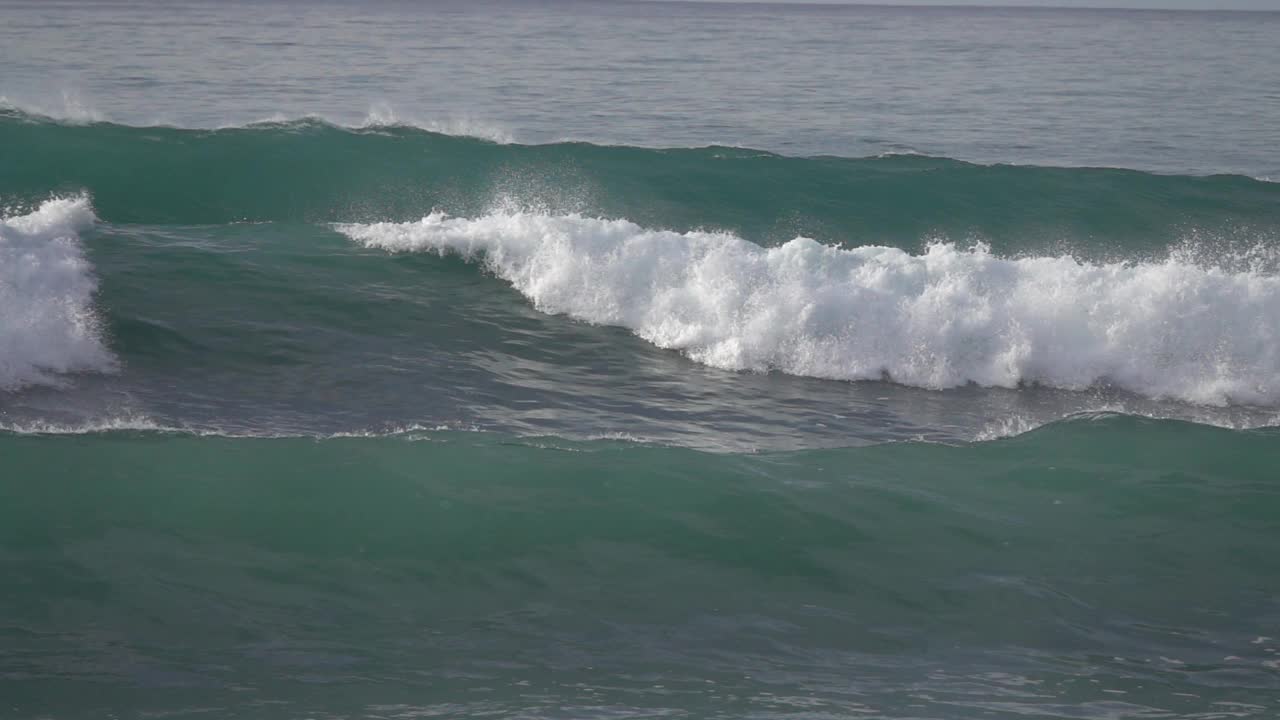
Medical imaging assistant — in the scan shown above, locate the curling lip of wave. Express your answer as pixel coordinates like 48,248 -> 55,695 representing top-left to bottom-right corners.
338,211 -> 1280,408
0,196 -> 115,390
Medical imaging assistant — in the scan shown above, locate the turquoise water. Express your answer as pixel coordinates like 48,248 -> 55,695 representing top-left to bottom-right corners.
3,420 -> 1280,719
2,1 -> 1280,718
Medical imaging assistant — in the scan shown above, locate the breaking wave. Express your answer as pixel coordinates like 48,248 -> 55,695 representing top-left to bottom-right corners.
339,211 -> 1280,407
0,196 -> 114,390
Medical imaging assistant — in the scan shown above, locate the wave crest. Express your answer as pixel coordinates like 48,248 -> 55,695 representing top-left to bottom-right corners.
338,211 -> 1280,407
0,196 -> 116,390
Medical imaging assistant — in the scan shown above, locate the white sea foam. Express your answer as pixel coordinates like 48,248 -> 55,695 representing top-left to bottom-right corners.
338,211 -> 1280,407
0,418 -> 473,439
0,196 -> 116,390
0,415 -> 164,435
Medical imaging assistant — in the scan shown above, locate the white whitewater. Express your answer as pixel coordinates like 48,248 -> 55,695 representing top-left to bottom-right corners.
0,196 -> 115,389
339,211 -> 1280,407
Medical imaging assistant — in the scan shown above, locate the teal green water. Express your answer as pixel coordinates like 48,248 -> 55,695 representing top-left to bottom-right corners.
3,106 -> 1280,720
3,2 -> 1280,717
4,417 -> 1279,718
5,110 -> 1278,254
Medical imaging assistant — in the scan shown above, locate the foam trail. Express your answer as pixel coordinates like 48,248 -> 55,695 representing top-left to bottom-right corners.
0,197 -> 115,389
0,416 -> 164,436
339,212 -> 1280,407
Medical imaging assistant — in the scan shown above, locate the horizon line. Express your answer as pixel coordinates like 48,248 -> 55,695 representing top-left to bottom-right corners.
633,0 -> 1280,13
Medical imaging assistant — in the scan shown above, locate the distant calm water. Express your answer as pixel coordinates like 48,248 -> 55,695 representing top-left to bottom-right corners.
2,1 -> 1279,719
4,0 -> 1280,176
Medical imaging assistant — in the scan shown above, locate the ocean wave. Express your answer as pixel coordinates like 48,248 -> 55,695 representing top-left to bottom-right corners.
973,406 -> 1280,441
358,103 -> 515,144
212,109 -> 516,144
338,211 -> 1280,407
0,417 -> 473,439
0,196 -> 115,390
3,409 -> 1275,456
0,415 -> 166,436
6,104 -> 1279,233
0,98 -> 515,143
0,93 -> 104,125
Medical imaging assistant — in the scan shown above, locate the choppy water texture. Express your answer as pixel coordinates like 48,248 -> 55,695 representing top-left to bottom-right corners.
2,1 -> 1280,718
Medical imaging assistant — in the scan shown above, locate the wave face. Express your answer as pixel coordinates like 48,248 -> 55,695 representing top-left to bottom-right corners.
4,109 -> 1279,250
339,211 -> 1280,406
1,111 -> 1277,443
2,417 -> 1279,719
0,196 -> 113,389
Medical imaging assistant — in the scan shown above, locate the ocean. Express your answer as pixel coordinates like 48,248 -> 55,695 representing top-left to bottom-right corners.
2,1 -> 1279,718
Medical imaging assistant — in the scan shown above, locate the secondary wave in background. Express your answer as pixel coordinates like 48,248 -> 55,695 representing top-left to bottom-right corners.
4,109 -> 1278,259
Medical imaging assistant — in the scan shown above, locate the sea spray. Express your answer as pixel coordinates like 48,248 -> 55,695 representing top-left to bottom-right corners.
339,211 -> 1280,406
0,196 -> 114,389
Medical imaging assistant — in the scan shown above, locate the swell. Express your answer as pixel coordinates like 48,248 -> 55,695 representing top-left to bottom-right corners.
3,108 -> 1278,255
2,414 -> 1277,582
2,416 -> 1278,642
4,421 -> 1280,717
